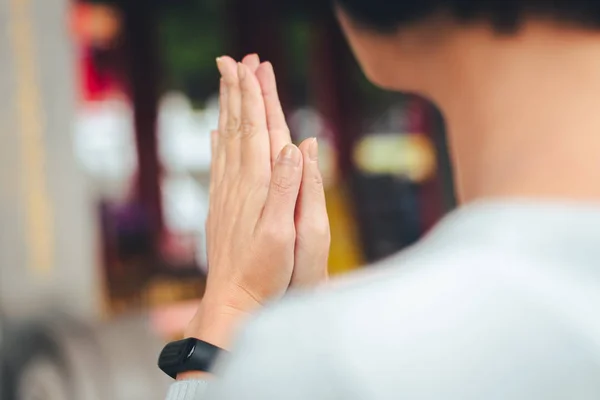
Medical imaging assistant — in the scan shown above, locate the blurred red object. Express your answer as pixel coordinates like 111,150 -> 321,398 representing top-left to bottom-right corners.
80,50 -> 116,102
71,3 -> 122,47
71,4 -> 124,103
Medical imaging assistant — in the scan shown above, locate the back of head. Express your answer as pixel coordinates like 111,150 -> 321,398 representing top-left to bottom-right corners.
335,1 -> 600,33
332,0 -> 600,204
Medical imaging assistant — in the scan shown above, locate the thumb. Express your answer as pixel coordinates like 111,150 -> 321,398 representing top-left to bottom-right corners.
260,144 -> 303,226
292,138 -> 330,287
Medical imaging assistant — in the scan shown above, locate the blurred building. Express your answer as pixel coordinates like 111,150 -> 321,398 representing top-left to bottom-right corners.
0,0 -> 99,320
71,0 -> 453,318
0,1 -> 167,399
0,0 -> 454,399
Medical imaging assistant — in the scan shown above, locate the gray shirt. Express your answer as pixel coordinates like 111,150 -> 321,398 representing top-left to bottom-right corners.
166,201 -> 600,399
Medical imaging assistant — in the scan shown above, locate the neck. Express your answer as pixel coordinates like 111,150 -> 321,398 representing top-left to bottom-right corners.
433,22 -> 600,204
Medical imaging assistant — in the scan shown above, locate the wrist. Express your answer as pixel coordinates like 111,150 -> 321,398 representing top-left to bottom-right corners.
177,302 -> 251,381
184,297 -> 255,350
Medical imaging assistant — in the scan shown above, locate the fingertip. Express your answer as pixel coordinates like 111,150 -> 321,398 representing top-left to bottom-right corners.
242,53 -> 261,71
238,62 -> 263,95
216,55 -> 234,70
299,138 -> 325,198
308,137 -> 319,162
217,56 -> 239,84
276,144 -> 302,167
298,137 -> 312,151
242,53 -> 258,62
298,138 -> 318,162
216,57 -> 225,75
255,65 -> 269,90
255,62 -> 267,76
218,55 -> 236,64
264,61 -> 274,73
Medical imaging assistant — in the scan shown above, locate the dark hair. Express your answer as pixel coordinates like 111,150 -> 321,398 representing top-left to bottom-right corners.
335,0 -> 600,33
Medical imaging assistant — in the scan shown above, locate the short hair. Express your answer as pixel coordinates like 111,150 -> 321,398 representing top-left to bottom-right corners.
335,0 -> 600,33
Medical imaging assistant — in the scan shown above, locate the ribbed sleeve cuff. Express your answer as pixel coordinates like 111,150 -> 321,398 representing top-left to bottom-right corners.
165,380 -> 210,400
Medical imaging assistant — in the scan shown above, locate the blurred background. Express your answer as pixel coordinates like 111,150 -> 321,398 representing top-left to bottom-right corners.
0,0 -> 454,398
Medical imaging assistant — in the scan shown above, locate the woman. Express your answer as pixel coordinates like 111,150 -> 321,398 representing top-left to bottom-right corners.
164,1 -> 600,398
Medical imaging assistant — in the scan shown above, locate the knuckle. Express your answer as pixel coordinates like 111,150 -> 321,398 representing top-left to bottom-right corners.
225,118 -> 240,137
308,220 -> 331,241
261,223 -> 295,246
255,171 -> 271,190
271,174 -> 294,195
309,173 -> 324,194
241,165 -> 269,184
241,173 -> 270,195
297,214 -> 330,246
240,119 -> 258,137
317,222 -> 331,240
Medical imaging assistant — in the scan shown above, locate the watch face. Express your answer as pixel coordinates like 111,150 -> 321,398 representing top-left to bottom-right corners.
160,339 -> 191,367
159,338 -> 223,378
185,342 -> 196,360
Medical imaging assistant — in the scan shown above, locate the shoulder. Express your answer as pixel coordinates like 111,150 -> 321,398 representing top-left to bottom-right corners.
236,238 -> 567,395
245,231 -> 514,352
242,216 -> 556,369
262,229 -> 508,317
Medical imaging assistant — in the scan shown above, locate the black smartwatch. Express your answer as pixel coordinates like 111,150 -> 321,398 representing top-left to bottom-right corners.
158,338 -> 225,379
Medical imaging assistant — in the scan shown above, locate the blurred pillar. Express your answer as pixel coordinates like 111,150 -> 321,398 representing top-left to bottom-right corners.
309,13 -> 361,177
121,1 -> 164,250
227,0 -> 289,106
309,12 -> 366,271
0,0 -> 100,318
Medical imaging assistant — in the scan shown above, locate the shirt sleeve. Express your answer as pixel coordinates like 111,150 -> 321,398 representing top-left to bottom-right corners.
165,380 -> 209,400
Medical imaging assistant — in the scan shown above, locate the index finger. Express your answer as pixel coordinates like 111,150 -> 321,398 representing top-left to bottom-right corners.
217,56 -> 242,174
238,63 -> 270,180
256,62 -> 292,167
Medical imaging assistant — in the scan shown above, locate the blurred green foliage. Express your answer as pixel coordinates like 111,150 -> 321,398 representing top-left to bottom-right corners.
100,0 -> 397,112
157,0 -> 225,106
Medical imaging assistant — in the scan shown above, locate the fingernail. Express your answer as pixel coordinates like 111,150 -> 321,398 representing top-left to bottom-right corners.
220,78 -> 227,95
308,138 -> 319,162
216,57 -> 225,75
278,144 -> 301,166
237,63 -> 246,80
